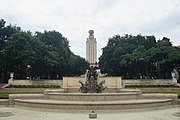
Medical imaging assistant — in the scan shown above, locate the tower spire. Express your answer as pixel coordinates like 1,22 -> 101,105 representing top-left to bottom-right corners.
86,30 -> 97,66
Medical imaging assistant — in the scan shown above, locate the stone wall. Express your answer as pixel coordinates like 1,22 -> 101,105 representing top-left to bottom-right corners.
0,88 -> 47,92
1,88 -> 179,93
8,79 -> 63,86
8,78 -> 176,88
123,79 -> 176,85
139,88 -> 180,93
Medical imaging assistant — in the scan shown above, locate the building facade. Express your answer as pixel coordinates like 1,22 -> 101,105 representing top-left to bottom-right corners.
86,30 -> 97,66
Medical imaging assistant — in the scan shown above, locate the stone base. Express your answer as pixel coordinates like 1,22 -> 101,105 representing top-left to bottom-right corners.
8,89 -> 179,110
63,88 -> 122,93
13,98 -> 173,110
89,111 -> 97,119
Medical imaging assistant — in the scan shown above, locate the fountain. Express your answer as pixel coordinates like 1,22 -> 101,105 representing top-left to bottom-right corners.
79,66 -> 107,93
8,66 -> 178,110
9,67 -> 178,110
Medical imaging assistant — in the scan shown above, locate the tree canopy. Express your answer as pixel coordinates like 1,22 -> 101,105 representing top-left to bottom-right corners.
99,34 -> 180,80
0,19 -> 89,82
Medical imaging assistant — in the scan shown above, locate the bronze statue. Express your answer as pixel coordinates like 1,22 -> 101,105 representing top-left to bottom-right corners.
79,66 -> 107,93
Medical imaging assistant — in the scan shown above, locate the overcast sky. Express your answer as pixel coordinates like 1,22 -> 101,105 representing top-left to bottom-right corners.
0,0 -> 180,59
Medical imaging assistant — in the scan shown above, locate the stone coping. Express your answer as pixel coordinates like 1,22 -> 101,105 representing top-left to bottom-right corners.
44,89 -> 64,93
139,88 -> 180,92
178,99 -> 180,104
120,88 -> 141,92
9,94 -> 44,104
47,92 -> 138,96
0,88 -> 48,92
14,99 -> 172,105
0,99 -> 9,106
142,94 -> 178,97
141,94 -> 178,103
0,99 -> 8,102
9,94 -> 44,97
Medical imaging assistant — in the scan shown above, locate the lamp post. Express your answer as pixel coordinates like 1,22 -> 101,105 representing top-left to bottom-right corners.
139,58 -> 144,79
27,65 -> 31,80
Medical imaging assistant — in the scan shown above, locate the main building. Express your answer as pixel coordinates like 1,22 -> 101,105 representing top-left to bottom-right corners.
86,30 -> 97,66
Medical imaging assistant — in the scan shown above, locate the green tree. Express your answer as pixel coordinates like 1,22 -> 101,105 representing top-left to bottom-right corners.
4,32 -> 44,79
99,34 -> 179,80
68,54 -> 89,76
0,19 -> 94,82
35,31 -> 71,78
99,34 -> 156,77
0,19 -> 21,82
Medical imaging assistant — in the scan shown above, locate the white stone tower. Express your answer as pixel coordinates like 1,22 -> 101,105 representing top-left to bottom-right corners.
86,30 -> 97,66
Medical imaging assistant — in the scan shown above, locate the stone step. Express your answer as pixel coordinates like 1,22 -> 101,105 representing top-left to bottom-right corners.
14,98 -> 173,110
46,92 -> 140,101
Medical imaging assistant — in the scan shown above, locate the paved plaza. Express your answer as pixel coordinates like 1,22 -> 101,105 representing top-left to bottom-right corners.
0,106 -> 180,120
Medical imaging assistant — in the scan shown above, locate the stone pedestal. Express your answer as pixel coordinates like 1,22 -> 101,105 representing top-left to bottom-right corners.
89,111 -> 97,119
63,76 -> 122,92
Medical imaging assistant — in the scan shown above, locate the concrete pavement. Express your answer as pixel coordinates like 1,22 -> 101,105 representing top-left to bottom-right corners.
0,106 -> 180,120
